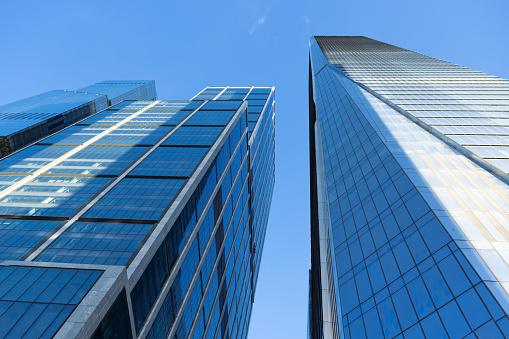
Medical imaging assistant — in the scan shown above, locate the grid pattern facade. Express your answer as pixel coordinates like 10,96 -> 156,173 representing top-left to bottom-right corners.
78,80 -> 157,107
309,36 -> 509,339
0,80 -> 158,158
0,86 -> 275,339
317,36 -> 509,176
0,266 -> 103,338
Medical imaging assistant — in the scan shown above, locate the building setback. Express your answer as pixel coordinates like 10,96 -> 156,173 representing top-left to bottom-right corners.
0,86 -> 275,338
309,36 -> 509,338
0,80 -> 157,157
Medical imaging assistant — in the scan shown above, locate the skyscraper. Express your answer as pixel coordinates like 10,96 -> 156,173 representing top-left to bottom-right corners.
0,86 -> 275,339
309,36 -> 509,338
0,80 -> 157,158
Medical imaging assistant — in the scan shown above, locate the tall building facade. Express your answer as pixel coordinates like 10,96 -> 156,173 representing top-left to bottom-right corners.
0,86 -> 275,338
0,80 -> 157,158
309,36 -> 509,338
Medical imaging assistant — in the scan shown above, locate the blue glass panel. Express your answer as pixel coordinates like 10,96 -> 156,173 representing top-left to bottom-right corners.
83,178 -> 185,220
363,306 -> 384,339
201,101 -> 241,111
392,287 -> 417,330
193,88 -> 224,100
162,126 -> 223,147
437,254 -> 471,297
339,277 -> 359,314
79,111 -> 134,125
40,126 -> 108,145
403,323 -> 425,338
437,300 -> 470,338
348,316 -> 366,339
0,176 -> 111,217
91,289 -> 133,339
0,175 -> 26,191
248,88 -> 271,94
92,126 -> 173,146
35,222 -> 152,266
475,320 -> 505,338
0,219 -> 62,261
107,101 -> 151,110
185,111 -> 235,126
0,145 -> 74,174
128,111 -> 190,126
151,100 -> 202,110
406,277 -> 434,319
80,81 -> 155,106
420,312 -> 448,339
44,145 -> 148,176
130,147 -> 208,178
376,297 -> 400,338
0,266 -> 102,338
456,287 -> 491,330
421,266 -> 453,309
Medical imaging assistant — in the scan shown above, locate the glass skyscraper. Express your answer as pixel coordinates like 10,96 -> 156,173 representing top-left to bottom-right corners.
0,86 -> 275,338
309,36 -> 509,338
0,80 -> 157,158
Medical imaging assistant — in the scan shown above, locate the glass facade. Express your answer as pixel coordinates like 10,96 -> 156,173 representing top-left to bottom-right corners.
0,266 -> 103,338
309,36 -> 509,338
0,86 -> 275,338
0,80 -> 157,158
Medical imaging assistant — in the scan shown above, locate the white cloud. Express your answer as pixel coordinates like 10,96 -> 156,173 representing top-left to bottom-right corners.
301,16 -> 310,24
249,15 -> 267,35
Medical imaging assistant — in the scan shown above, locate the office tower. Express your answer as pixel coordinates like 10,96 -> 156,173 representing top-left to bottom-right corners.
0,80 -> 157,158
0,86 -> 275,339
309,36 -> 509,338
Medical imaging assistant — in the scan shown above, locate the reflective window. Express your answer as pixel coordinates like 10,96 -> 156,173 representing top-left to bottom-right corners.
163,126 -> 223,146
36,222 -> 153,265
83,178 -> 185,220
0,266 -> 102,338
0,176 -> 111,217
0,219 -> 62,261
130,147 -> 208,178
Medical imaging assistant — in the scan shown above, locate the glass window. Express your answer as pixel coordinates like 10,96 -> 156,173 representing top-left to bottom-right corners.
130,147 -> 208,178
83,178 -> 185,220
35,222 -> 153,266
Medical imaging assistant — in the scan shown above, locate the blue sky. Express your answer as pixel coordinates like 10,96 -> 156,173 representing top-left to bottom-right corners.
0,1 -> 508,338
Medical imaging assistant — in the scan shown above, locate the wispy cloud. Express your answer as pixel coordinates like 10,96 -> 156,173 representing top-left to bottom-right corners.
301,16 -> 310,24
249,15 -> 267,35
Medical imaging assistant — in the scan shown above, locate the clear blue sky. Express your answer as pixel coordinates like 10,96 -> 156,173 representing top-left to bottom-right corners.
0,1 -> 508,338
